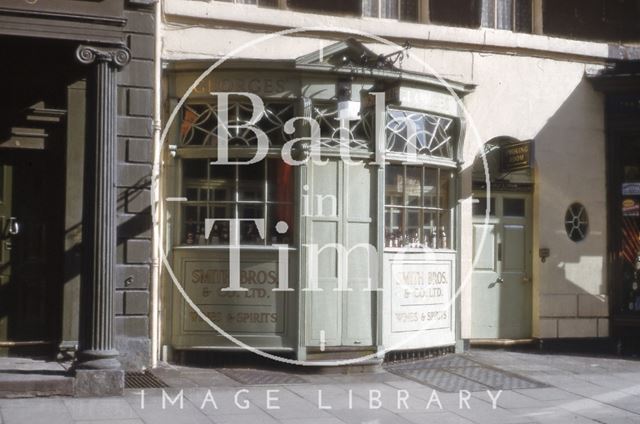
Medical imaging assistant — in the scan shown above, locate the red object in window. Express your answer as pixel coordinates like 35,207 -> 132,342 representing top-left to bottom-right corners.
180,109 -> 198,138
276,161 -> 293,230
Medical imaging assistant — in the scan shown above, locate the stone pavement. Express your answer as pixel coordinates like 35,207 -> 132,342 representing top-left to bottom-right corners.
1,349 -> 640,423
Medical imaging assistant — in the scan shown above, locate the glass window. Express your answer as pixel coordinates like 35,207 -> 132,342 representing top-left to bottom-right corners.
386,109 -> 456,160
503,198 -> 525,217
481,0 -> 532,33
181,159 -> 293,246
430,0 -> 482,28
363,0 -> 419,22
384,165 -> 453,249
473,197 -> 496,216
287,0 -> 361,15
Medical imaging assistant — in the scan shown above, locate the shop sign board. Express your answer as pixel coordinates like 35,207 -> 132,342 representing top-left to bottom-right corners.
174,71 -> 300,99
178,257 -> 284,335
390,261 -> 452,333
383,86 -> 459,117
500,141 -> 533,173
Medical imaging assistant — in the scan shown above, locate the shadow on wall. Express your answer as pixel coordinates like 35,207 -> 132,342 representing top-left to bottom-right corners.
531,77 -> 611,340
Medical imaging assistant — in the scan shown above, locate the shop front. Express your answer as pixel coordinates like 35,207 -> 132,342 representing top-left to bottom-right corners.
160,40 -> 472,362
0,0 -> 156,396
591,62 -> 640,353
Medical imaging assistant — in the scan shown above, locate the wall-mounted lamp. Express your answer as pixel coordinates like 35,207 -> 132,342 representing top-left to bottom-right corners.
539,248 -> 550,263
336,79 -> 360,121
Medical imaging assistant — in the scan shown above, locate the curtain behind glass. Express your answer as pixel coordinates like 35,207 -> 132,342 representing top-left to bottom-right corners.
363,0 -> 378,17
515,0 -> 532,33
480,0 -> 495,27
400,0 -> 419,22
496,0 -> 513,30
382,0 -> 399,19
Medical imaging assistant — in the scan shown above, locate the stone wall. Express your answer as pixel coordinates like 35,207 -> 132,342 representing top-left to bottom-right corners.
115,3 -> 155,370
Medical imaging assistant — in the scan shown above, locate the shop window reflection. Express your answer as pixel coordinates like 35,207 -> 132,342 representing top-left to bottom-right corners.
384,165 -> 453,249
181,158 -> 293,246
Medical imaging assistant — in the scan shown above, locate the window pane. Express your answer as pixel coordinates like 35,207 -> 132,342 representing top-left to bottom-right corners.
267,159 -> 293,203
423,211 -> 438,248
515,0 -> 532,33
400,0 -> 419,22
440,170 -> 452,209
405,209 -> 421,245
382,0 -> 398,19
423,168 -> 438,208
496,0 -> 513,30
238,161 -> 265,201
268,204 -> 293,244
208,163 -> 235,201
207,220 -> 230,245
406,166 -> 421,206
287,0 -> 361,15
184,205 -> 209,245
385,207 -> 403,247
473,197 -> 496,216
481,0 -> 495,27
363,0 -> 378,17
385,165 -> 403,206
239,204 -> 265,244
183,159 -> 208,180
431,0 -> 482,28
504,198 -> 525,217
438,210 -> 451,249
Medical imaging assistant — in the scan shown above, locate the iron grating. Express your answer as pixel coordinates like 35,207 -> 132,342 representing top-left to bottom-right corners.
220,369 -> 308,385
125,371 -> 169,389
384,354 -> 548,393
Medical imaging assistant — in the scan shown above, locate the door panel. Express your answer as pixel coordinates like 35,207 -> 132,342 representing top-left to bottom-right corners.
0,165 -> 13,345
503,224 -> 525,272
342,162 -> 375,346
471,222 -> 501,338
0,153 -> 62,356
306,160 -> 376,347
473,224 -> 497,271
472,194 -> 532,339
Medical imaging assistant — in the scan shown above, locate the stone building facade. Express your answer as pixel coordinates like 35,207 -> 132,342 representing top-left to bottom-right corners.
0,0 -> 155,395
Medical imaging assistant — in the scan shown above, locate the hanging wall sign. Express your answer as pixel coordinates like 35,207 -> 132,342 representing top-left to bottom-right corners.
500,141 -> 533,173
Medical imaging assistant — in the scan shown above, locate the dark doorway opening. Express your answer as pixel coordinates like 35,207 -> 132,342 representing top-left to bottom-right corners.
0,36 -> 78,358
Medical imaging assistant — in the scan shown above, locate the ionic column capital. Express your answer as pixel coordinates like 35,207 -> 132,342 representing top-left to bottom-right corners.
76,44 -> 131,68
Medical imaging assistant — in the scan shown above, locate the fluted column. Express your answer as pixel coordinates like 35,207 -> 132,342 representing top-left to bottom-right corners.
75,45 -> 130,370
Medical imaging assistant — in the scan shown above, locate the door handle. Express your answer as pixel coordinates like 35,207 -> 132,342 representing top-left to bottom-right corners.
523,276 -> 531,284
489,277 -> 504,288
8,217 -> 20,236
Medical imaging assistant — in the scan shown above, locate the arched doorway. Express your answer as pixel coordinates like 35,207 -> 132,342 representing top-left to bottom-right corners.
471,137 -> 534,340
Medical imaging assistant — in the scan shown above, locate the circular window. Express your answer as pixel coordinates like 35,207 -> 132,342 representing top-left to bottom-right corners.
565,203 -> 589,242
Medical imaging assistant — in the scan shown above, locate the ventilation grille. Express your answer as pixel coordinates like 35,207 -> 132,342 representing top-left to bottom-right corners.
384,345 -> 455,364
125,371 -> 169,389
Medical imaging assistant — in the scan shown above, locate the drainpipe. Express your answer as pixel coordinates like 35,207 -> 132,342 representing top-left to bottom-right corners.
150,0 -> 162,368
